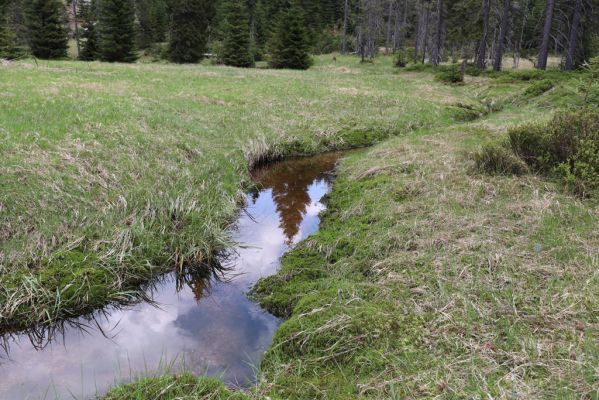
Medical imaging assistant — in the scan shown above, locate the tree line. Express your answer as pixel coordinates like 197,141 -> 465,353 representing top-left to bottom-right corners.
0,0 -> 597,70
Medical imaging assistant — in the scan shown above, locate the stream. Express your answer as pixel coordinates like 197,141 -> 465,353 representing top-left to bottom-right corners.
0,152 -> 343,400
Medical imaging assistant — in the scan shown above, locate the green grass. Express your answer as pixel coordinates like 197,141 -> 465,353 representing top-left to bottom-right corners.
0,55 -> 469,331
2,55 -> 598,399
248,101 -> 599,398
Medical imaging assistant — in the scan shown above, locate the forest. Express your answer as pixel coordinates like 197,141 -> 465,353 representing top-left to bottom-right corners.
0,0 -> 598,69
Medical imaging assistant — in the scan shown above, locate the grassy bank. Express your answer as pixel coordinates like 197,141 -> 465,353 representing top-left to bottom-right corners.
101,65 -> 598,398
0,56 -> 472,332
3,54 -> 598,398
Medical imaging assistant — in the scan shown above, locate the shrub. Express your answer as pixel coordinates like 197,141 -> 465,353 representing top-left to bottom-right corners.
404,63 -> 434,72
508,109 -> 599,196
394,50 -> 408,68
524,79 -> 554,97
508,123 -> 553,170
435,64 -> 464,84
472,143 -> 529,175
448,102 -> 486,122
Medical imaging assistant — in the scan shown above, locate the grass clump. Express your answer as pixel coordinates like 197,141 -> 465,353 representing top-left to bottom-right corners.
509,109 -> 599,196
523,79 -> 554,97
103,374 -> 247,400
471,142 -> 529,175
447,102 -> 486,122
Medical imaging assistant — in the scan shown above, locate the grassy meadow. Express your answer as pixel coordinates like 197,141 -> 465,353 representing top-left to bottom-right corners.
0,55 -> 464,331
1,55 -> 598,398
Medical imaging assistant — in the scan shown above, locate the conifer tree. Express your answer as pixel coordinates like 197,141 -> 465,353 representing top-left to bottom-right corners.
221,0 -> 254,67
98,0 -> 137,62
269,2 -> 312,70
0,13 -> 23,59
168,0 -> 213,63
25,0 -> 68,59
79,0 -> 100,60
135,0 -> 168,49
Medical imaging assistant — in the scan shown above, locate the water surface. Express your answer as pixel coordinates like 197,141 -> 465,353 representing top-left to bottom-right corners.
0,152 -> 341,400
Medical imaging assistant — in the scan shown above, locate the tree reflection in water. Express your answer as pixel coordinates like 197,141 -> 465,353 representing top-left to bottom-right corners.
252,153 -> 338,244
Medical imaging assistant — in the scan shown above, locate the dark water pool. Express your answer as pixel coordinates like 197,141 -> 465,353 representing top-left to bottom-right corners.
0,152 -> 342,400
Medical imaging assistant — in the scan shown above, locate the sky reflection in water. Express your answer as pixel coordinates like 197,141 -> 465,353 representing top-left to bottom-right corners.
0,153 -> 340,400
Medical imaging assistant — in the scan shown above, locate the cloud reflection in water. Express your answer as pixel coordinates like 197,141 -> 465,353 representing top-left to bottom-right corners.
0,152 -> 340,399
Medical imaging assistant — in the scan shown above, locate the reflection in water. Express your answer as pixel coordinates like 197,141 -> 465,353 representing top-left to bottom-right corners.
0,152 -> 342,400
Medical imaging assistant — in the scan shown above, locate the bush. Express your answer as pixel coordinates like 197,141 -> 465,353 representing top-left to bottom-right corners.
472,143 -> 529,175
508,109 -> 599,196
524,79 -> 554,97
404,63 -> 434,72
508,123 -> 552,170
435,64 -> 464,84
394,50 -> 408,68
448,102 -> 486,122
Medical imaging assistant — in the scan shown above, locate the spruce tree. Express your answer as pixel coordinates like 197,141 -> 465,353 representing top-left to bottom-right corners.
0,13 -> 23,59
25,0 -> 68,59
79,0 -> 100,60
168,0 -> 213,63
135,0 -> 168,49
221,0 -> 254,67
98,0 -> 137,62
269,3 -> 312,70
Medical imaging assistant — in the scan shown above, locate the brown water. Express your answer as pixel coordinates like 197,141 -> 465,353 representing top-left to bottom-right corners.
0,152 -> 342,400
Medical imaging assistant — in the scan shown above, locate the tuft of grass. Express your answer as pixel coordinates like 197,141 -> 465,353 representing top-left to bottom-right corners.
103,373 -> 248,400
470,142 -> 529,175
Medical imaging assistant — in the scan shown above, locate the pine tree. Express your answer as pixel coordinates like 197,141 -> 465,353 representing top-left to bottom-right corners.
79,0 -> 100,60
135,0 -> 168,49
221,0 -> 254,67
168,0 -> 213,63
0,13 -> 23,59
98,0 -> 137,62
269,2 -> 312,69
25,0 -> 68,59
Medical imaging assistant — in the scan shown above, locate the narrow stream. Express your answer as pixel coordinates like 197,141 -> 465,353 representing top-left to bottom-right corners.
0,152 -> 342,400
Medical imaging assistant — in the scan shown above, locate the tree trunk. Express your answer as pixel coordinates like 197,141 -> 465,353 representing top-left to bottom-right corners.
341,0 -> 349,54
475,0 -> 490,69
493,0 -> 509,71
513,0 -> 530,69
564,0 -> 583,70
422,8 -> 430,64
537,0 -> 555,70
72,0 -> 80,58
385,0 -> 394,54
431,0 -> 443,65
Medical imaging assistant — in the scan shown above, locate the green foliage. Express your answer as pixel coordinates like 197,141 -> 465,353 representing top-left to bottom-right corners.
269,3 -> 312,70
434,64 -> 464,84
523,79 -> 554,97
448,102 -> 486,122
394,49 -> 409,68
578,57 -> 599,106
0,13 -> 23,59
220,0 -> 254,68
471,142 -> 529,175
79,0 -> 100,61
134,0 -> 168,49
98,0 -> 138,62
103,373 -> 248,399
168,0 -> 213,63
25,0 -> 68,59
509,109 -> 599,196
